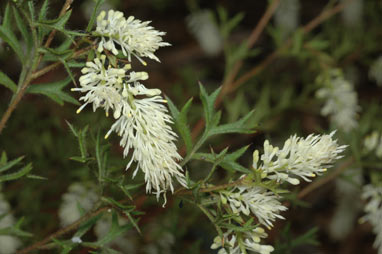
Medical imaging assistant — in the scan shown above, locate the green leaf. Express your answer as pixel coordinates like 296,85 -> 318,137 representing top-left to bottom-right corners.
0,71 -> 17,92
0,26 -> 24,61
0,156 -> 24,173
2,4 -> 12,30
26,174 -> 48,180
86,0 -> 105,32
1,4 -> 25,60
12,6 -> 33,51
209,110 -> 255,136
95,211 -> 132,246
27,77 -> 79,105
36,10 -> 84,39
38,0 -> 50,22
166,97 -> 193,153
193,146 -> 251,173
0,163 -> 33,182
199,83 -> 221,129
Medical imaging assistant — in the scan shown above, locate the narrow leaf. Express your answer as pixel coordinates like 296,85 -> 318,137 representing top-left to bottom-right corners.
209,110 -> 255,136
199,83 -> 221,129
0,71 -> 17,92
0,156 -> 24,173
0,163 -> 33,182
86,0 -> 105,32
27,78 -> 79,105
12,6 -> 33,50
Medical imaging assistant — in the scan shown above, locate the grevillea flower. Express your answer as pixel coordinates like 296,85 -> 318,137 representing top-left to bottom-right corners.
220,186 -> 287,228
252,131 -> 346,185
105,91 -> 187,200
95,10 -> 170,64
361,184 -> 382,254
74,9 -> 186,203
211,229 -> 274,254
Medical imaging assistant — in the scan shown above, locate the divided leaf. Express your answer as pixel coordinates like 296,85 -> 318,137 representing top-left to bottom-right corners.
166,97 -> 193,153
27,77 -> 79,105
193,146 -> 250,173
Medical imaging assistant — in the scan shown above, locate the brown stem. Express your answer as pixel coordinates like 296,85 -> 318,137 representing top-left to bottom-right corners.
231,0 -> 349,91
0,0 -> 73,134
16,206 -> 109,254
297,157 -> 355,199
217,0 -> 281,106
180,0 -> 280,156
185,0 -> 350,147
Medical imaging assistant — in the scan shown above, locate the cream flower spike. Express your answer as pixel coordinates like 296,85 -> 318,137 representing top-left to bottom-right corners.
95,10 -> 170,65
254,131 -> 346,185
72,55 -> 126,117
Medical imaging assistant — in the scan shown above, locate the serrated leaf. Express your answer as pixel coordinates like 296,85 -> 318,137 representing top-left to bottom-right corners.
86,0 -> 105,32
27,77 -> 79,105
95,211 -> 132,246
209,110 -> 255,136
38,0 -> 50,22
0,156 -> 24,173
75,213 -> 103,238
193,146 -> 250,173
12,6 -> 33,51
166,97 -> 193,153
199,83 -> 221,129
0,71 -> 17,92
0,163 -> 33,182
0,26 -> 24,61
26,174 -> 48,180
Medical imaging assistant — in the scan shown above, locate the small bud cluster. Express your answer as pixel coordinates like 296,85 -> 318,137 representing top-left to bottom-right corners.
364,131 -> 382,158
316,69 -> 360,133
361,184 -> 382,254
0,194 -> 21,254
274,0 -> 300,39
73,10 -> 186,201
58,183 -> 99,227
369,56 -> 382,87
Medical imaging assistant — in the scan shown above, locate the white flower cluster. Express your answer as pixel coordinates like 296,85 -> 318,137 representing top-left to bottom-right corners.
364,131 -> 382,158
74,10 -> 186,201
0,194 -> 21,254
95,10 -> 170,64
316,70 -> 360,133
252,131 -> 346,185
211,228 -> 274,254
220,186 -> 287,228
274,0 -> 300,39
369,56 -> 382,87
361,184 -> 382,254
58,183 -> 98,226
186,10 -> 223,56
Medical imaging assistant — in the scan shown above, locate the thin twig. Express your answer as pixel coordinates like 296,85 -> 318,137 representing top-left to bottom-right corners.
182,0 -> 281,151
0,0 -> 73,134
186,0 -> 350,147
16,206 -> 110,254
231,0 -> 349,92
297,157 -> 355,199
